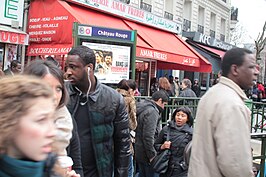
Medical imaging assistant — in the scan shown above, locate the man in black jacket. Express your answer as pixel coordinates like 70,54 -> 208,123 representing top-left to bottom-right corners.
135,90 -> 169,177
65,45 -> 130,177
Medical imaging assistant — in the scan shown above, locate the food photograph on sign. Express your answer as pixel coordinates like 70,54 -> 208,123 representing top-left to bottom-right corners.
82,42 -> 131,83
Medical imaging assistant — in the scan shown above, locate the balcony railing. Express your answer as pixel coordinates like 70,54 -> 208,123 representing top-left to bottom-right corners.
164,11 -> 173,20
183,19 -> 191,32
140,2 -> 152,12
119,0 -> 130,4
220,34 -> 225,41
210,29 -> 216,38
197,24 -> 204,33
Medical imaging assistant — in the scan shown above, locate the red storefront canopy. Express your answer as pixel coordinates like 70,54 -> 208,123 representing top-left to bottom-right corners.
197,44 -> 226,58
27,0 -> 212,73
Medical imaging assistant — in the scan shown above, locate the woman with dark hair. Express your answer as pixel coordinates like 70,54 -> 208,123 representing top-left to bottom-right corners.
154,106 -> 193,177
116,79 -> 137,177
24,60 -> 82,177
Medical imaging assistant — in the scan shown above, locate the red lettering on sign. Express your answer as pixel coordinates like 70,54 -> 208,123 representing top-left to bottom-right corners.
0,31 -> 27,45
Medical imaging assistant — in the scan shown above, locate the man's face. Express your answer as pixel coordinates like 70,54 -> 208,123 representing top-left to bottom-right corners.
105,56 -> 112,66
156,98 -> 168,110
65,55 -> 87,86
235,53 -> 259,90
12,64 -> 21,73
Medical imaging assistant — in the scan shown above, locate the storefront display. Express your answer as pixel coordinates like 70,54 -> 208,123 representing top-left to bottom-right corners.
27,0 -> 212,95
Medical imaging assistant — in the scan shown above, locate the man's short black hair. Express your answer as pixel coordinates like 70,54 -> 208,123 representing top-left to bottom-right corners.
68,45 -> 96,69
222,47 -> 253,77
152,90 -> 169,102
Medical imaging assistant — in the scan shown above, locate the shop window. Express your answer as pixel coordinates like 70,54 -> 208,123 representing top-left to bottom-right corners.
135,60 -> 150,96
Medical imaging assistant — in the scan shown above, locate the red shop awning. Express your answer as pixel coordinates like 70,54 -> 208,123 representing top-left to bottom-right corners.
65,2 -> 211,72
27,0 -> 212,72
27,0 -> 76,56
197,43 -> 226,58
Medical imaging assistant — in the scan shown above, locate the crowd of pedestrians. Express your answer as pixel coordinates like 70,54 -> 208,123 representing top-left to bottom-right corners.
0,46 -> 261,177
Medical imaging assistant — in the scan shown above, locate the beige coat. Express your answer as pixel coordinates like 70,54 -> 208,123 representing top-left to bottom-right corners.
54,106 -> 73,156
188,77 -> 253,177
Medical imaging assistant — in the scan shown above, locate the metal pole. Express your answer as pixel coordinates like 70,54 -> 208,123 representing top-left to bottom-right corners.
21,1 -> 30,71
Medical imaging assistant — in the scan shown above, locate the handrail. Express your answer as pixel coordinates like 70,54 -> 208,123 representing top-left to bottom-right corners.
251,133 -> 266,177
135,96 -> 266,176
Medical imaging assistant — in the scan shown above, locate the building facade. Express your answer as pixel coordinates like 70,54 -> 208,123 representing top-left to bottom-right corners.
0,0 -> 29,71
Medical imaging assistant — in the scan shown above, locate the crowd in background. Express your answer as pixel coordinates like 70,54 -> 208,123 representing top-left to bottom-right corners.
0,47 -> 262,177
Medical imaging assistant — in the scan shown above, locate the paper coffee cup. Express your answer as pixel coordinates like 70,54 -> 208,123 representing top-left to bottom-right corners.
57,156 -> 73,171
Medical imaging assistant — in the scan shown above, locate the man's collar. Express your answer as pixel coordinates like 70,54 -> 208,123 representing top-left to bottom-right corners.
69,76 -> 101,103
219,76 -> 248,100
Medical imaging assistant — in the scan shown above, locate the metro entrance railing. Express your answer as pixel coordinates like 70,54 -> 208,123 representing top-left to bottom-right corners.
135,96 -> 266,177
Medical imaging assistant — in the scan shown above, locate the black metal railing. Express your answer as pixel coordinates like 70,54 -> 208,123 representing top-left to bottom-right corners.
220,34 -> 225,41
210,29 -> 216,38
140,2 -> 152,12
197,24 -> 204,33
164,11 -> 173,20
135,96 -> 266,176
183,19 -> 191,32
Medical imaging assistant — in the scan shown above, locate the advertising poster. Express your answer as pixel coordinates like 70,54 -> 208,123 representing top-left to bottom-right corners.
82,42 -> 131,83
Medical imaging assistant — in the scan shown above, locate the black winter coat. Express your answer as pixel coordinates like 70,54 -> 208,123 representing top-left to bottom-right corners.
154,121 -> 193,177
135,99 -> 161,163
65,78 -> 130,177
66,118 -> 83,177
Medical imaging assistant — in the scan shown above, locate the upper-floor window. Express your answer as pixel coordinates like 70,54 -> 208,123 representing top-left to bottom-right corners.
119,0 -> 130,4
210,12 -> 216,30
183,0 -> 192,22
164,11 -> 173,20
220,18 -> 226,41
231,7 -> 238,21
198,24 -> 204,33
210,29 -> 215,38
183,19 -> 191,32
198,6 -> 205,33
165,0 -> 173,19
220,34 -> 225,41
198,6 -> 205,25
140,1 -> 152,12
210,12 -> 216,37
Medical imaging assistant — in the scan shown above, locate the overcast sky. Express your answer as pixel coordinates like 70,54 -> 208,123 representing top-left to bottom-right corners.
231,0 -> 266,43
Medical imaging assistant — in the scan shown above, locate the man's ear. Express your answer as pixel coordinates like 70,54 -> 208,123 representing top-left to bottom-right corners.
230,64 -> 239,76
86,64 -> 93,72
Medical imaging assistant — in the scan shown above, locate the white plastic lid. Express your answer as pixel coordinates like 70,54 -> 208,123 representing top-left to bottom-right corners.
57,156 -> 73,168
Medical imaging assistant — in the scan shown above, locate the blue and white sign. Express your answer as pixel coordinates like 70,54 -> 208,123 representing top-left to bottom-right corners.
78,25 -> 134,41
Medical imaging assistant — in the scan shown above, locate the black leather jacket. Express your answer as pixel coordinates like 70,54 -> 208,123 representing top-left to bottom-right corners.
65,78 -> 131,177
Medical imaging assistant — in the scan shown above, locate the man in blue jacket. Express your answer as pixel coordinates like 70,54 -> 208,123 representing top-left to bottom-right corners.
65,45 -> 130,177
